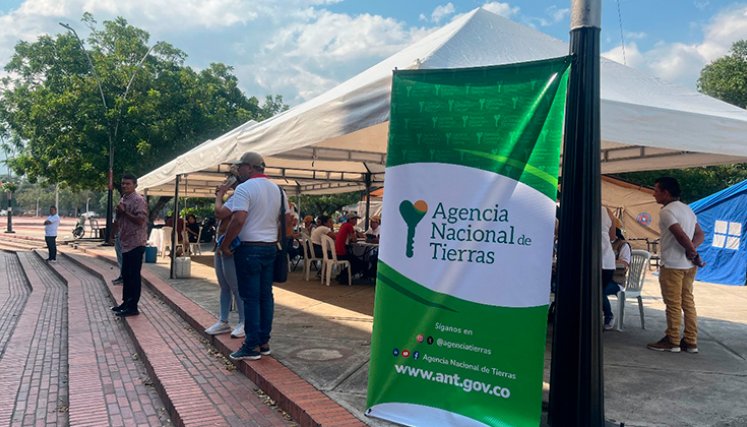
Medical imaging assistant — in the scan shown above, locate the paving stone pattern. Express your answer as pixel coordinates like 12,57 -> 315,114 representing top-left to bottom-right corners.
0,252 -> 68,426
0,252 -> 30,359
68,251 -> 295,427
53,254 -> 172,426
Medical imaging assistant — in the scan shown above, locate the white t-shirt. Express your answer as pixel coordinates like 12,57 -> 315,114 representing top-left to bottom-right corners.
310,226 -> 332,246
601,207 -> 616,270
45,214 -> 60,237
616,241 -> 631,265
365,226 -> 381,237
228,178 -> 287,242
659,200 -> 698,269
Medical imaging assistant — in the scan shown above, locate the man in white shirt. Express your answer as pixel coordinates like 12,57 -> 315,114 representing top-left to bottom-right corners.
44,206 -> 60,262
309,216 -> 335,258
364,217 -> 381,243
221,152 -> 287,361
647,177 -> 704,353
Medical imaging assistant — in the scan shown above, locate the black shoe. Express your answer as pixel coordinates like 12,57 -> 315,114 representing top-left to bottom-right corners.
259,343 -> 272,356
115,308 -> 139,317
110,304 -> 125,312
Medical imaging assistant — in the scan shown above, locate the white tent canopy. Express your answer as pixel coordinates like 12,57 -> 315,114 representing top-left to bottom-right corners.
139,7 -> 747,197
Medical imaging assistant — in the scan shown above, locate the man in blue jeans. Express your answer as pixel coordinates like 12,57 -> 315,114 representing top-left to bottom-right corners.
220,152 -> 287,361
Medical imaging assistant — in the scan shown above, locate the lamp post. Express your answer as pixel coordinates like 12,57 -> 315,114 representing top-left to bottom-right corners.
2,145 -> 14,234
59,22 -> 154,243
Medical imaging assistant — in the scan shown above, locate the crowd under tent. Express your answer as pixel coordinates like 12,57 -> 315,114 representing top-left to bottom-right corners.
138,7 -> 747,208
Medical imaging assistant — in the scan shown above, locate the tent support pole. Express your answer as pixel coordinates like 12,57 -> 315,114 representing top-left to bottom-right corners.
549,1 -> 607,426
364,173 -> 372,230
170,175 -> 180,279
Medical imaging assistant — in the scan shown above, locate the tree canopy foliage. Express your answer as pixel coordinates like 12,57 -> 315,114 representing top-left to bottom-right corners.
698,40 -> 747,109
620,41 -> 747,202
0,14 -> 287,191
615,164 -> 747,203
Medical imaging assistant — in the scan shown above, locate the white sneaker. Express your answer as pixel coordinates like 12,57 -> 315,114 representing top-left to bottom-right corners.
230,323 -> 245,338
205,321 -> 231,335
604,315 -> 615,331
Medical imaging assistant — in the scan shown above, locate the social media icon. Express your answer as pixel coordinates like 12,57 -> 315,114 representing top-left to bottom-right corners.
427,336 -> 434,345
413,351 -> 420,360
392,348 -> 400,357
402,350 -> 410,358
416,334 -> 424,343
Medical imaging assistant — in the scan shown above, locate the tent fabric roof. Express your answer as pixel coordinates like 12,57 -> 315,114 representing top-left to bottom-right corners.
690,179 -> 747,213
139,7 -> 747,197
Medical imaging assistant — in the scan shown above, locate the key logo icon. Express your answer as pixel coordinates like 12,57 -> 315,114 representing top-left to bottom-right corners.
399,200 -> 428,258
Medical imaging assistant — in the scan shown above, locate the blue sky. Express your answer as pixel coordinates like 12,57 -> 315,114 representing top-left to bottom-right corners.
1,0 -> 746,107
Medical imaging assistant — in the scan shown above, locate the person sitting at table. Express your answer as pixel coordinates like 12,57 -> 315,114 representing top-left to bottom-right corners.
364,217 -> 381,243
186,214 -> 200,243
334,214 -> 367,283
603,227 -> 632,329
310,215 -> 336,258
301,215 -> 316,238
165,214 -> 185,242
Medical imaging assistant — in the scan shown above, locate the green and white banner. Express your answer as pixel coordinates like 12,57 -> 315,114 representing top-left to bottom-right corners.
366,57 -> 571,427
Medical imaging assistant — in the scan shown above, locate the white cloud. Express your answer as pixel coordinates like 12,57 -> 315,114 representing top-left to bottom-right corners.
546,5 -> 569,24
625,31 -> 647,41
603,5 -> 747,89
0,0 -> 435,106
481,2 -> 519,18
431,3 -> 456,24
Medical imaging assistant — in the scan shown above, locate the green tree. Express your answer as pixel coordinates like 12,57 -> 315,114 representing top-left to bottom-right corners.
698,40 -> 747,108
615,164 -> 747,203
298,192 -> 364,217
0,14 -> 287,192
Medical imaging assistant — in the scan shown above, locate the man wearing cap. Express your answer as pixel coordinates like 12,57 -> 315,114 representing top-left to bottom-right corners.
334,214 -> 366,283
221,152 -> 287,361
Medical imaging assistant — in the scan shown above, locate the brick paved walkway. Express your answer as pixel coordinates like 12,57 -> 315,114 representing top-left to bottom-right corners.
0,252 -> 68,426
64,251 -> 295,427
0,252 -> 30,360
52,254 -> 171,426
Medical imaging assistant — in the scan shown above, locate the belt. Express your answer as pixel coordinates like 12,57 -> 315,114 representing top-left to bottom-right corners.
240,241 -> 277,247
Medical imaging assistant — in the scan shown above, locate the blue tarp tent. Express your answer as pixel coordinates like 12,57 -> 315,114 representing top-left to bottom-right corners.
690,180 -> 747,286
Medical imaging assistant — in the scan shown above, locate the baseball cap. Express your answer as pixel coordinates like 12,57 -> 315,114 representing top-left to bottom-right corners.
233,151 -> 265,168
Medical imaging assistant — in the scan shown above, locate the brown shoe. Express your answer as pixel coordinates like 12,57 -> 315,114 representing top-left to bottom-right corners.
680,339 -> 699,354
647,337 -> 681,352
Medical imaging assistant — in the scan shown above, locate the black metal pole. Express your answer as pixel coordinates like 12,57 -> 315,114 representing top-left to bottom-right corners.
549,1 -> 604,426
105,162 -> 113,243
170,175 -> 180,279
364,173 -> 372,230
4,191 -> 14,234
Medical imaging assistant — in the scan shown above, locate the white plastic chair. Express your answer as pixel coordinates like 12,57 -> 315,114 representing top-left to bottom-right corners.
161,226 -> 173,258
162,226 -> 186,258
301,238 -> 322,281
320,235 -> 351,286
614,249 -> 651,331
186,226 -> 203,255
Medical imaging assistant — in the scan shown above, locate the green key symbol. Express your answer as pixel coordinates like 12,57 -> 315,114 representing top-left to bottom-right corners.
399,200 -> 428,258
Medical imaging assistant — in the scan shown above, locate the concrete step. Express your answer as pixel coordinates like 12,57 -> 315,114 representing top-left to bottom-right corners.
0,236 -> 44,252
